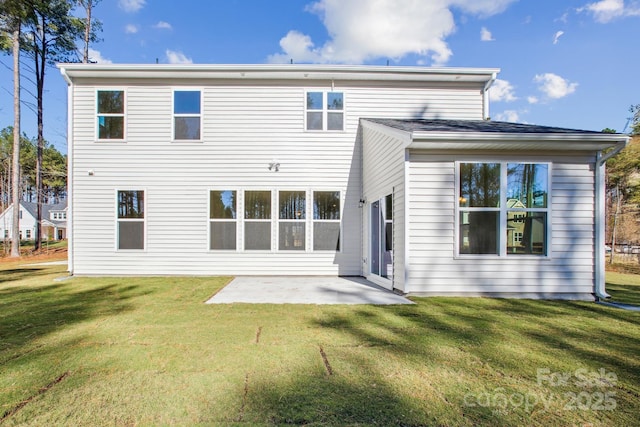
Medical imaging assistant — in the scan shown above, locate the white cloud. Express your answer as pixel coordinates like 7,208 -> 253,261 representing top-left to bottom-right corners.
119,0 -> 146,13
534,73 -> 578,99
88,48 -> 112,64
125,24 -> 138,34
495,110 -> 520,122
527,96 -> 539,104
553,30 -> 564,44
489,79 -> 516,102
268,0 -> 516,65
556,12 -> 569,23
480,27 -> 494,41
578,0 -> 640,23
166,49 -> 192,64
154,21 -> 172,30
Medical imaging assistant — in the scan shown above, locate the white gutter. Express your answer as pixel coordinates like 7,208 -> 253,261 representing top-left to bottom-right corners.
57,63 -> 500,84
594,139 -> 629,300
483,72 -> 497,120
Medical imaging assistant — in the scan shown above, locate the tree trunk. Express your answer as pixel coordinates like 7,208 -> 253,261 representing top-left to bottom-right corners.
34,19 -> 46,252
609,185 -> 621,265
83,0 -> 92,62
11,25 -> 21,258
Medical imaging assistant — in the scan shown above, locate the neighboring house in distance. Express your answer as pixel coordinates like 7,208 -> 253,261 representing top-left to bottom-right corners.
0,201 -> 67,241
58,64 -> 628,300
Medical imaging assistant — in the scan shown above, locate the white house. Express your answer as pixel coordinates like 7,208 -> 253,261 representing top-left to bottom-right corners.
58,64 -> 628,300
0,201 -> 67,241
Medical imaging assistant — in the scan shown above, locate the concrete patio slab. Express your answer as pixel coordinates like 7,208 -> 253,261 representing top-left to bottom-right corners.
206,276 -> 414,305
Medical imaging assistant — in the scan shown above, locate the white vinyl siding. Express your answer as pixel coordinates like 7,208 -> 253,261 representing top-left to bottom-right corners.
406,153 -> 595,297
69,78 -> 485,275
362,125 -> 407,291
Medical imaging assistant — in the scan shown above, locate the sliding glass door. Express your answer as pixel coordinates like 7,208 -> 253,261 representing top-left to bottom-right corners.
370,195 -> 393,283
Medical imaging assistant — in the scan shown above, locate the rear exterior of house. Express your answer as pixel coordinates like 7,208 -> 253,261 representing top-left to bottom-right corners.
59,64 -> 627,299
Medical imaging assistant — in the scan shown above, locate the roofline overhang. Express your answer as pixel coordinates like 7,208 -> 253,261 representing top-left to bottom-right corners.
360,119 -> 630,152
56,63 -> 500,84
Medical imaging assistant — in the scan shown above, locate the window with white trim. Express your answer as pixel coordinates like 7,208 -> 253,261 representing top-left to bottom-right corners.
174,90 -> 201,140
458,162 -> 549,256
26,229 -> 31,239
97,90 -> 125,140
305,91 -> 344,131
313,191 -> 340,251
117,190 -> 144,250
210,190 -> 237,250
244,190 -> 271,250
279,191 -> 306,250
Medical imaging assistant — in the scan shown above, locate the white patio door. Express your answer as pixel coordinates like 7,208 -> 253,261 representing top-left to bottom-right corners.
369,195 -> 393,289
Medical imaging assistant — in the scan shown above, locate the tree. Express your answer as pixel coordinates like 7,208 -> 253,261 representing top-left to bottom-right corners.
0,127 -> 66,204
21,0 -> 83,250
606,136 -> 640,263
629,104 -> 640,135
76,0 -> 101,63
0,0 -> 28,256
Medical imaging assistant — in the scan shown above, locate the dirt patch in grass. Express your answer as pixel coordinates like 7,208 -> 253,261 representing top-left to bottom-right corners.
0,243 -> 67,265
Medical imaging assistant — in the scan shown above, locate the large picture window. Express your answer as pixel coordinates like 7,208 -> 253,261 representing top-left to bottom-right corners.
313,191 -> 340,251
458,162 -> 549,256
279,191 -> 306,250
97,90 -> 124,140
210,190 -> 237,250
305,91 -> 344,131
117,190 -> 144,250
244,191 -> 271,250
174,90 -> 201,140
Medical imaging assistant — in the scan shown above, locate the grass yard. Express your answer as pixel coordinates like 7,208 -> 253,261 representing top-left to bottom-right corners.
1,262 -> 639,426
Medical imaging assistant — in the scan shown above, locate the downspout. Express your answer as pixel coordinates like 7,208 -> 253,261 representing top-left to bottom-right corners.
594,139 -> 628,300
482,72 -> 497,120
60,67 -> 74,275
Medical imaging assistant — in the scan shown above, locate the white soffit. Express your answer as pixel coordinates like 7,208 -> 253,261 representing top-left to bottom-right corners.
57,64 -> 499,84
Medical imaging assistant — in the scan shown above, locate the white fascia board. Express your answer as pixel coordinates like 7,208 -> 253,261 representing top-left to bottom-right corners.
409,132 -> 629,151
57,63 -> 500,84
360,119 -> 413,147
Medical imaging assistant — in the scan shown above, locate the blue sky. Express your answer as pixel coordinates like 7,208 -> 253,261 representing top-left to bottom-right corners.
1,0 -> 639,151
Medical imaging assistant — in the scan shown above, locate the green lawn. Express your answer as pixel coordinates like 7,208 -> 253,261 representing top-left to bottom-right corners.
607,271 -> 640,305
1,264 -> 639,426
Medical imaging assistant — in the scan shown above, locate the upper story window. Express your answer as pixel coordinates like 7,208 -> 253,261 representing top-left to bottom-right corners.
97,90 -> 125,140
458,162 -> 549,257
174,90 -> 201,140
306,91 -> 344,131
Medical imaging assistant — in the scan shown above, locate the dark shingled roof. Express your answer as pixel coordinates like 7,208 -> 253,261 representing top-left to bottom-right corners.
363,119 -> 609,135
21,200 -> 67,226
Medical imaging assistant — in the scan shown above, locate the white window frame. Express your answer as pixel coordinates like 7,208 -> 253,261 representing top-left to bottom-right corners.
115,189 -> 146,251
96,89 -> 126,142
172,88 -> 203,142
455,161 -> 552,258
208,189 -> 239,251
304,91 -> 345,132
277,190 -> 308,252
243,190 -> 273,252
312,190 -> 342,252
